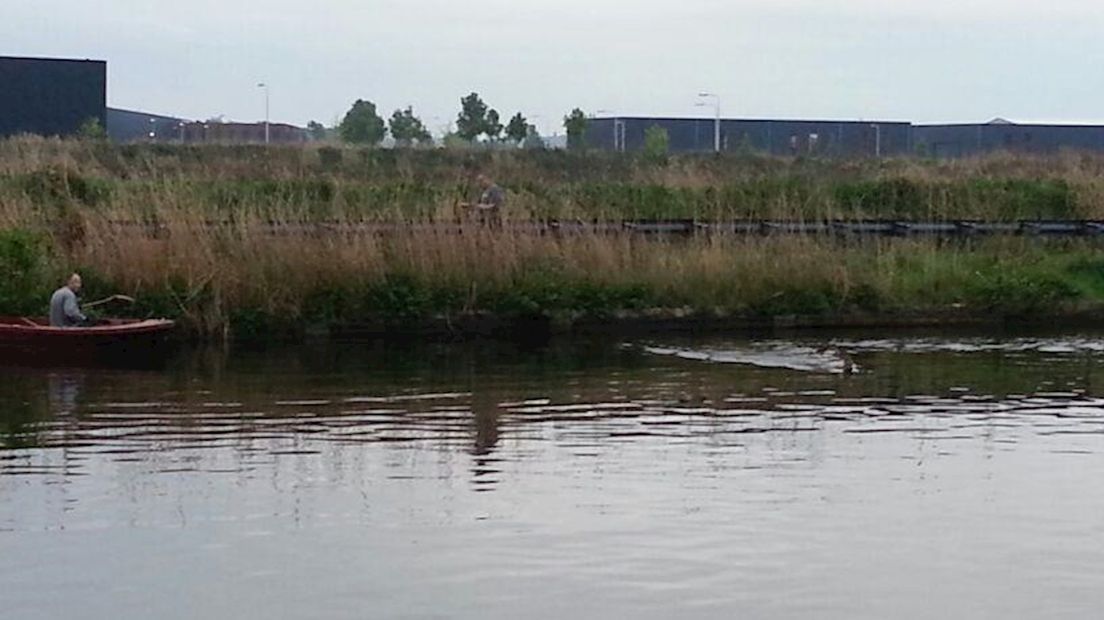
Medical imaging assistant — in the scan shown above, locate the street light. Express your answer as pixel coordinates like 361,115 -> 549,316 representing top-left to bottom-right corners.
595,109 -> 625,152
870,123 -> 882,158
698,93 -> 721,153
257,82 -> 270,144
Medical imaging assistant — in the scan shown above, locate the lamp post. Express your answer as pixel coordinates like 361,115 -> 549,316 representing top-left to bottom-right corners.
870,123 -> 882,158
257,82 -> 270,144
698,93 -> 721,153
596,109 -> 626,153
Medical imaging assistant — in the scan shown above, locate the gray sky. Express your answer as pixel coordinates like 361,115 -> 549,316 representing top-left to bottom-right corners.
7,0 -> 1104,134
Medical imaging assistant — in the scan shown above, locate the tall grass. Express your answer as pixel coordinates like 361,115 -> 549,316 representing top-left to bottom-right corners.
2,137 -> 1104,338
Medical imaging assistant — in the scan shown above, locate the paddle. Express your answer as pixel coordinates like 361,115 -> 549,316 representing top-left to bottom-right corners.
83,294 -> 137,310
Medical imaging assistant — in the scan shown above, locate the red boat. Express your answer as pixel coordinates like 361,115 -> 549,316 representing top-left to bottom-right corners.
0,317 -> 176,366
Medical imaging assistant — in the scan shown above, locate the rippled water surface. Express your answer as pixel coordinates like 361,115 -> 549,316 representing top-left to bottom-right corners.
5,331 -> 1104,619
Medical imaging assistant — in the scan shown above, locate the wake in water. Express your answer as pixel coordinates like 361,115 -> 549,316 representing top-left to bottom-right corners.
639,343 -> 860,374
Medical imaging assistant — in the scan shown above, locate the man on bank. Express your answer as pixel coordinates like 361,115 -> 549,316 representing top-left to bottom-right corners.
49,273 -> 87,327
461,173 -> 505,225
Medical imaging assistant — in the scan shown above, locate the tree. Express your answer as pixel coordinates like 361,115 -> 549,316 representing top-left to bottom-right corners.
339,99 -> 386,145
643,125 -> 670,163
78,117 -> 107,141
456,92 -> 490,141
307,121 -> 328,141
505,113 -> 528,144
564,108 -> 589,151
485,109 -> 503,141
522,124 -> 545,150
389,107 -> 432,146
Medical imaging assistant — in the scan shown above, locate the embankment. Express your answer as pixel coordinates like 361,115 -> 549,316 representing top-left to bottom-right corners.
3,138 -> 1104,340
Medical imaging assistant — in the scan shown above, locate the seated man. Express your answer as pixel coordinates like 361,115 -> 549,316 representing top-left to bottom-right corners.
49,273 -> 87,327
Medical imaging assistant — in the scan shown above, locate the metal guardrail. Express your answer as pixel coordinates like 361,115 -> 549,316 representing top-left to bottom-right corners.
96,219 -> 1104,238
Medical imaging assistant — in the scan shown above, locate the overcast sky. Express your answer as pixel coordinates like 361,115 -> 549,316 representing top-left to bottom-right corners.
7,1 -> 1104,134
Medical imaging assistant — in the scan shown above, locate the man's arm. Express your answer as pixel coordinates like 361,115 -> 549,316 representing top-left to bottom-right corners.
64,292 -> 87,324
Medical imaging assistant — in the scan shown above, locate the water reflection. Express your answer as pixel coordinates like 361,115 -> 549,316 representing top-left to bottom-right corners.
3,332 -> 1104,485
6,332 -> 1104,618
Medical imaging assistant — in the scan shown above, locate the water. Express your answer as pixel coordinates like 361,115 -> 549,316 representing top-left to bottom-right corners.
4,331 -> 1104,619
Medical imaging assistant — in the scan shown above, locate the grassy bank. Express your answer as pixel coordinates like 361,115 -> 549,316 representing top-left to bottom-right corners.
3,138 -> 1104,339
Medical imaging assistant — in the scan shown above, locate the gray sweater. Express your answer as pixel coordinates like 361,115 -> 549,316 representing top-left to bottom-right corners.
49,287 -> 86,327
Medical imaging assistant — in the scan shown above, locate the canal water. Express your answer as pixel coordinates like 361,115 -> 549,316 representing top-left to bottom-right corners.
3,331 -> 1104,619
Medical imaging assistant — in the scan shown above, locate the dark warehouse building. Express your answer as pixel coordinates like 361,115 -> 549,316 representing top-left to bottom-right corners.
586,116 -> 912,157
106,107 -> 185,143
0,55 -> 107,138
913,118 -> 1104,158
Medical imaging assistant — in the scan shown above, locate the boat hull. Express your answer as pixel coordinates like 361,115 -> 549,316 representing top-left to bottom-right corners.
0,318 -> 177,367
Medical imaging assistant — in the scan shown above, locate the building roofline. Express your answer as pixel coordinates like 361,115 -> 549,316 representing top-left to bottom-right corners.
917,122 -> 1104,129
0,54 -> 106,64
591,116 -> 912,126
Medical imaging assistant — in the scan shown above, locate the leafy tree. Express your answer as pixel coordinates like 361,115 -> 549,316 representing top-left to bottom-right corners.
456,92 -> 490,141
505,113 -> 528,144
564,108 -> 589,151
643,125 -> 670,163
339,99 -> 387,145
522,124 -> 545,150
389,107 -> 432,146
485,109 -> 503,141
307,121 -> 328,141
78,117 -> 107,141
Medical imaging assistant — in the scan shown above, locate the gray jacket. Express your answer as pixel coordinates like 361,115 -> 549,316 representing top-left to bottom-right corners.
49,287 -> 86,327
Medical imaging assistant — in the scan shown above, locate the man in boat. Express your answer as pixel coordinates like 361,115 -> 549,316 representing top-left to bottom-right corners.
49,273 -> 88,328
460,173 -> 505,226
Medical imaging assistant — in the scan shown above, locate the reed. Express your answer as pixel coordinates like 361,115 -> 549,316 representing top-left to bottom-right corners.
2,138 -> 1104,338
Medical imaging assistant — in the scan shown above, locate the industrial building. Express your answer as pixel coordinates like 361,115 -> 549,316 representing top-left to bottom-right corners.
912,119 -> 1104,158
107,108 -> 186,142
106,109 -> 309,144
587,116 -> 1104,158
190,121 -> 308,144
586,117 -> 912,157
0,55 -> 106,137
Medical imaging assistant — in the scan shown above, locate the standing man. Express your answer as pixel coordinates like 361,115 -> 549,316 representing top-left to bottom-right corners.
50,273 -> 87,327
462,173 -> 505,226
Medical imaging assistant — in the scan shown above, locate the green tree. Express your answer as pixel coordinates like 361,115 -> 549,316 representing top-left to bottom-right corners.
564,108 -> 589,151
389,107 -> 432,146
522,124 -> 545,150
643,125 -> 670,163
505,113 -> 528,144
485,109 -> 503,141
78,117 -> 107,141
307,121 -> 328,141
339,99 -> 387,145
456,92 -> 490,141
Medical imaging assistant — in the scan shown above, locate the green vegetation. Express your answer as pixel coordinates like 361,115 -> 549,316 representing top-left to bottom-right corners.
643,125 -> 670,164
339,99 -> 387,145
505,113 -> 529,145
4,138 -> 1104,339
77,117 -> 108,141
388,107 -> 433,147
564,109 -> 588,151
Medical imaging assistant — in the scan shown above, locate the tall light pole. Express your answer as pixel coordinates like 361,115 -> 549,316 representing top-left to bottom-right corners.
257,82 -> 270,144
698,93 -> 721,153
596,109 -> 623,152
870,123 -> 882,158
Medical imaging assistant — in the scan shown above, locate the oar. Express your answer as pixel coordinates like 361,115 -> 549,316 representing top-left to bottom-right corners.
83,294 -> 136,310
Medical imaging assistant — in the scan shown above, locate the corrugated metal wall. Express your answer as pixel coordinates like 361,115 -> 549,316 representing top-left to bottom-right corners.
587,117 -> 911,157
0,56 -> 106,137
